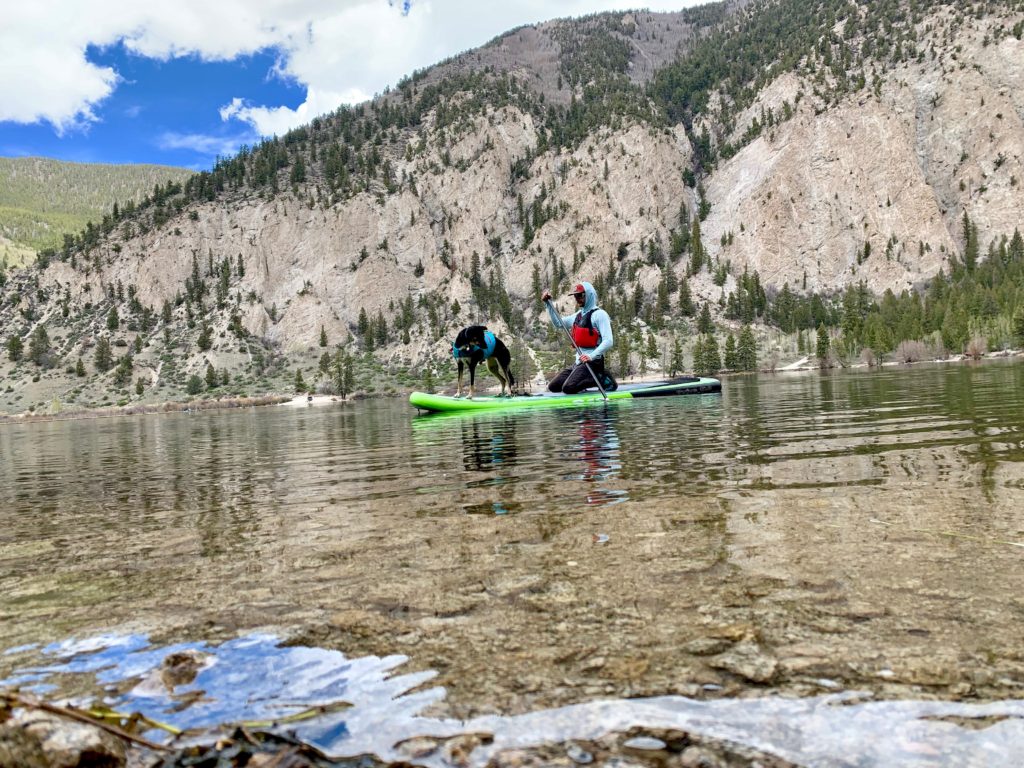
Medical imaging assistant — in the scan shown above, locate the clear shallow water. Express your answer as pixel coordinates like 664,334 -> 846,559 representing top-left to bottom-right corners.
2,361 -> 1024,765
4,632 -> 1024,767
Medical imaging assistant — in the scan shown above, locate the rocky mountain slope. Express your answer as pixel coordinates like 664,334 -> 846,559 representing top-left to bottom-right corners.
1,0 -> 1023,414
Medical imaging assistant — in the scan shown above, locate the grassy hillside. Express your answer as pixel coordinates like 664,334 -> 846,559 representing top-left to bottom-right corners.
0,233 -> 36,269
0,156 -> 194,257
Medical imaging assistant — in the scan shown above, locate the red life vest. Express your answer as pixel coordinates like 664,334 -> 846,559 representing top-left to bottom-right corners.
572,310 -> 601,348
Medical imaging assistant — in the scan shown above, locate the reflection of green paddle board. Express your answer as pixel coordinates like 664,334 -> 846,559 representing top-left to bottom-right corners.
409,377 -> 721,413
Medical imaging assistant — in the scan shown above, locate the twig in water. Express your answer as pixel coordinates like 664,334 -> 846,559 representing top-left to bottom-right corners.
2,693 -> 172,753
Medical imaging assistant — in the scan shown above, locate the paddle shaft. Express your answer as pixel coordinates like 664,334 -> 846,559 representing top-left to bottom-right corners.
545,297 -> 607,400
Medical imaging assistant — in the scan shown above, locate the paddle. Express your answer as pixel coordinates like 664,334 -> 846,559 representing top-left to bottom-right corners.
545,297 -> 608,401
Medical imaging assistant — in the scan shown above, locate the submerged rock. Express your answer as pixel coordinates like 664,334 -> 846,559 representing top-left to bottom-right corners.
0,722 -> 49,768
708,643 -> 778,684
683,638 -> 733,657
622,735 -> 667,750
9,710 -> 125,768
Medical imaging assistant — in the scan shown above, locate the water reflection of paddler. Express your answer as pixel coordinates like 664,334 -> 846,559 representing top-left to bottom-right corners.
573,411 -> 626,506
577,411 -> 620,482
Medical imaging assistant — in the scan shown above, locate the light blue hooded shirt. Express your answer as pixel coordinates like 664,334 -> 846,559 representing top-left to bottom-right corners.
546,281 -> 614,363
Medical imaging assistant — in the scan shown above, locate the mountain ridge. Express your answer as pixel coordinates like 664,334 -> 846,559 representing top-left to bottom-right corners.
1,0 -> 1023,414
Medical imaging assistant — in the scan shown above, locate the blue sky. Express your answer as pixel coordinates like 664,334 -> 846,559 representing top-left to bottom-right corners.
0,1 -> 698,171
0,44 -> 303,168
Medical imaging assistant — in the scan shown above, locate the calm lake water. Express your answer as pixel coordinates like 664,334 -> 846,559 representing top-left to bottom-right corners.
2,360 -> 1024,766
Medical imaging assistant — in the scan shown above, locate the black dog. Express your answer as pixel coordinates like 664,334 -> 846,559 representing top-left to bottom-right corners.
452,325 -> 516,398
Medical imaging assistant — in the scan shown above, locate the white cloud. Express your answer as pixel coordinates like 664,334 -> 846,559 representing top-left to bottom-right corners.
1,0 -> 701,138
157,130 -> 257,158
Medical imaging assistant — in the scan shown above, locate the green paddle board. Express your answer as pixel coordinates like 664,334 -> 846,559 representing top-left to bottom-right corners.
409,376 -> 721,413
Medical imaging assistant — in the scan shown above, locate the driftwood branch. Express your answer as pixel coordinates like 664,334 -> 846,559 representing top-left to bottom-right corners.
2,693 -> 173,753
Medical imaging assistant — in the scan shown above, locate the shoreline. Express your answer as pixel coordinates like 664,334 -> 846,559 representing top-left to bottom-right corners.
0,394 -> 295,425
2,350 -> 1020,424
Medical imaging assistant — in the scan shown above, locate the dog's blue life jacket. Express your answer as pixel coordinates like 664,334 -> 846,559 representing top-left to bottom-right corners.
452,330 -> 497,360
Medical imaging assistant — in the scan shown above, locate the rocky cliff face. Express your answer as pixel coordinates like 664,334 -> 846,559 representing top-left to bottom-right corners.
73,7 -> 1021,339
702,14 -> 1024,295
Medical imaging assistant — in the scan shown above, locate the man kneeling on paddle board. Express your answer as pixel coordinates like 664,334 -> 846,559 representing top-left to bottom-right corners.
541,281 -> 618,394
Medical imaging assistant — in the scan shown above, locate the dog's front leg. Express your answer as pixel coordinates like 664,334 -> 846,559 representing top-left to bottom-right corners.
455,360 -> 465,397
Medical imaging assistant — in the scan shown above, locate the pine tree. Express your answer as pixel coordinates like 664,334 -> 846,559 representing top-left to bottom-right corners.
724,333 -> 738,370
331,349 -> 353,398
27,326 -> 50,366
1009,229 -> 1024,263
470,250 -> 482,288
657,270 -> 670,317
75,357 -> 86,377
189,253 -> 203,301
531,263 -> 543,314
670,336 -> 684,376
295,369 -> 307,392
1013,311 -> 1024,348
646,331 -> 659,362
616,332 -> 632,378
94,337 -> 113,372
738,325 -> 758,371
319,325 -> 328,347
106,307 -> 119,331
290,155 -> 306,184
197,323 -> 212,352
697,301 -> 713,334
113,353 -> 133,387
216,260 -> 230,308
6,335 -> 23,362
703,334 -> 721,374
816,323 -> 831,367
961,211 -> 976,273
692,336 -> 704,374
693,334 -> 720,376
678,279 -> 695,316
689,217 -> 705,274
205,362 -> 218,389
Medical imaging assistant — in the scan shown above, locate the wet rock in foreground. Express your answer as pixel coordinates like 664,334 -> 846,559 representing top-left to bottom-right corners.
1,714 -> 800,768
4,710 -> 125,768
